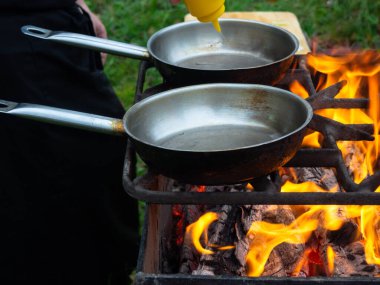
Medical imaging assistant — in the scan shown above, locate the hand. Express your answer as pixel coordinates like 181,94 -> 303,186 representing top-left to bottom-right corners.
76,0 -> 107,64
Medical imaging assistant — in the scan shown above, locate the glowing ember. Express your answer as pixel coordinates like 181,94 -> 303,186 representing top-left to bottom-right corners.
192,185 -> 206,192
172,204 -> 185,246
246,183 -> 254,191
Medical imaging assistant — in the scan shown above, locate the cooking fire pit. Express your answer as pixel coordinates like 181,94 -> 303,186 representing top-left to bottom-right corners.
123,48 -> 380,285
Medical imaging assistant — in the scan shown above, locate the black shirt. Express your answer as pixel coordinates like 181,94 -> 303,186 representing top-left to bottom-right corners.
0,4 -> 139,284
0,0 -> 76,10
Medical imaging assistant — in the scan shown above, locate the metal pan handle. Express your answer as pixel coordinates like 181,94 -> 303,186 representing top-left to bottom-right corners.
0,99 -> 125,136
22,25 -> 151,61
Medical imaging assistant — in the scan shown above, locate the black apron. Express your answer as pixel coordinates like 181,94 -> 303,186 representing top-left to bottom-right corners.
0,4 -> 138,285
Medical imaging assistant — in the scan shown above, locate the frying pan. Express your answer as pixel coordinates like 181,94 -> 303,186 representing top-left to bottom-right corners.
0,84 -> 312,185
22,19 -> 299,84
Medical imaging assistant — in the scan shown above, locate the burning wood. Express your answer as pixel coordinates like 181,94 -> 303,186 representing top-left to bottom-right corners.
174,50 -> 380,279
177,170 -> 380,278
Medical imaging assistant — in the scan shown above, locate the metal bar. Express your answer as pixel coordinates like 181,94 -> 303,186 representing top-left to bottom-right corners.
285,149 -> 341,167
123,176 -> 380,205
309,115 -> 374,141
310,98 -> 369,110
135,273 -> 380,284
346,124 -> 375,134
135,60 -> 154,102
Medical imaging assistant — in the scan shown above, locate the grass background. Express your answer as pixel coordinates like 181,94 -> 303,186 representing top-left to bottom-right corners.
87,0 -> 379,108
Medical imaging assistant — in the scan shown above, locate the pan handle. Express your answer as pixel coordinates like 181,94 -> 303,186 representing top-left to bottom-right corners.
21,25 -> 151,61
0,99 -> 125,136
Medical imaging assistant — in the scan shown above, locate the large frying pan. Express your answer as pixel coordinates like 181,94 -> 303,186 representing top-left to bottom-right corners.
22,19 -> 298,84
0,84 -> 312,185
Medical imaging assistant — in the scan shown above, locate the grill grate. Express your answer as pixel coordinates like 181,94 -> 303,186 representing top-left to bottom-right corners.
123,56 -> 380,205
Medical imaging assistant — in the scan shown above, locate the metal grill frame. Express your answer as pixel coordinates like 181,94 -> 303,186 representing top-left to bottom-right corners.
123,58 -> 380,205
126,57 -> 380,285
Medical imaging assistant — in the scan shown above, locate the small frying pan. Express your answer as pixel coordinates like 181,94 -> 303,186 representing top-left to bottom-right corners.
0,84 -> 312,185
22,19 -> 298,84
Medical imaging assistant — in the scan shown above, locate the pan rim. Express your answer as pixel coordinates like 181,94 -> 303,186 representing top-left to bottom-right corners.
147,19 -> 299,71
123,83 -> 313,153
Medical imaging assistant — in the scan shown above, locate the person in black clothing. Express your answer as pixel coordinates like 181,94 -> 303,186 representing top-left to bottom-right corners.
0,1 -> 139,284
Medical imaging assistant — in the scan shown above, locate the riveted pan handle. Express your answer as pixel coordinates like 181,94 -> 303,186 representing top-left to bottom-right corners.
0,99 -> 125,136
22,25 -> 151,61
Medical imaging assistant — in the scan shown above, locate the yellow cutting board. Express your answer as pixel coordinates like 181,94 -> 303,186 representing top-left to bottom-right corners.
185,12 -> 310,55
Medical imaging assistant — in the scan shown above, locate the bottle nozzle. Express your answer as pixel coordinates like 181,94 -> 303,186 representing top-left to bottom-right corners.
184,0 -> 225,32
212,20 -> 221,33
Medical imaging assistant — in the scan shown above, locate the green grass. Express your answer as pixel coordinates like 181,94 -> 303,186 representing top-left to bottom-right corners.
87,0 -> 379,108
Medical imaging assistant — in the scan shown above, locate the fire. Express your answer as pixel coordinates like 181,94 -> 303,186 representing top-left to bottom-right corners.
326,245 -> 335,276
184,51 -> 380,277
360,205 -> 380,265
290,80 -> 309,99
246,212 -> 319,276
281,180 -> 338,193
185,212 -> 219,255
244,180 -> 365,277
309,52 -> 379,182
192,185 -> 206,192
302,131 -> 321,148
291,50 -> 380,183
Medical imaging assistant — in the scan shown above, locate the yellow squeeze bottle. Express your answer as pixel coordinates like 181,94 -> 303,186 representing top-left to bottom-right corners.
184,0 -> 225,32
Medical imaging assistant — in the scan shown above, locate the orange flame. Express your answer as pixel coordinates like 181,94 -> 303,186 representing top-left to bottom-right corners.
185,212 -> 219,255
292,248 -> 312,276
302,132 -> 322,148
246,183 -> 254,191
244,182 -> 380,276
292,51 -> 380,169
307,51 -> 379,183
185,211 -> 235,255
246,181 -> 338,276
185,51 -> 380,276
326,245 -> 335,276
360,205 -> 380,265
290,80 -> 309,99
281,180 -> 338,193
246,213 -> 319,276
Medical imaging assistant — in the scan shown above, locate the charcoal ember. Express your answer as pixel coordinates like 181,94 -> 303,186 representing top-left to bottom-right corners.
190,203 -> 273,276
189,202 -> 306,277
239,205 -> 305,277
325,241 -> 380,277
261,206 -> 305,276
180,233 -> 200,274
261,250 -> 286,277
234,205 -> 270,275
314,209 -> 380,277
339,141 -> 365,179
327,221 -> 360,247
193,204 -> 241,275
281,167 -> 340,190
180,185 -> 243,275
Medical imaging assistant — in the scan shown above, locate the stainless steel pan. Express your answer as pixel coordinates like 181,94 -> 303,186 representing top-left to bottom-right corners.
22,19 -> 299,84
0,84 -> 312,185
